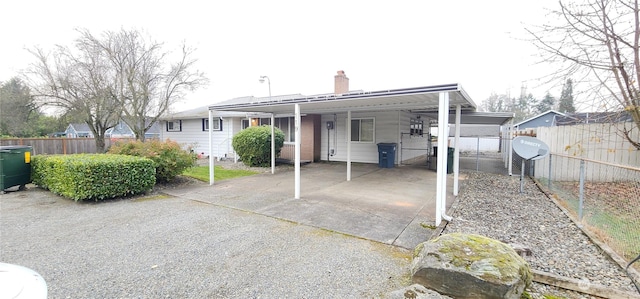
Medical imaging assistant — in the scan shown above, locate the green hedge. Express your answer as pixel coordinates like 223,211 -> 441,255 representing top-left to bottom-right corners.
31,154 -> 156,201
107,139 -> 196,182
232,125 -> 285,167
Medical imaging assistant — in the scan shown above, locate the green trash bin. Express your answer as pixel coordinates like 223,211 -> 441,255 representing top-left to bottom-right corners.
0,146 -> 33,192
432,146 -> 454,174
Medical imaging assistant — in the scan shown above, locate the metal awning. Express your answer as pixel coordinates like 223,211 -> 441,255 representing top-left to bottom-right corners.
209,83 -> 477,114
418,111 -> 515,125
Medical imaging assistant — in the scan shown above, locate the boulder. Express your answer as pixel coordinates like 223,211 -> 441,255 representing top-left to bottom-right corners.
411,233 -> 532,299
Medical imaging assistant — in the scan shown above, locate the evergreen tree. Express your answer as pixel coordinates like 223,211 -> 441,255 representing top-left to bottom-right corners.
536,92 -> 556,114
558,78 -> 576,113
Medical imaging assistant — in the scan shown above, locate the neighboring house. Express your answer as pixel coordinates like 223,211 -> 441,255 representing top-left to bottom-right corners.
106,119 -> 162,140
513,110 -> 568,130
65,123 -> 94,138
105,120 -> 135,139
67,120 -> 161,140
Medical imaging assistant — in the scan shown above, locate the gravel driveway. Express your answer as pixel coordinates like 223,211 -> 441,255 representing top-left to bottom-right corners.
0,188 -> 410,298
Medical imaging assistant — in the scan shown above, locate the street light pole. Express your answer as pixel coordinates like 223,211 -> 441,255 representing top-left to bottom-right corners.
259,76 -> 275,174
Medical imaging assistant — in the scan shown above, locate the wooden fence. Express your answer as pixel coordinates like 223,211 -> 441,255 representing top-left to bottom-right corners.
534,122 -> 640,181
0,138 -> 135,155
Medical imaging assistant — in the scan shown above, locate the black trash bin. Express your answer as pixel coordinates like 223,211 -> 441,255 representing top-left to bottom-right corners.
377,143 -> 397,168
432,146 -> 454,174
0,145 -> 33,192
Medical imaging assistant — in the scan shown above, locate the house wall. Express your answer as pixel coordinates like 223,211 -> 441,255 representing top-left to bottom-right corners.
320,111 -> 418,164
160,118 -> 236,158
279,115 -> 321,162
449,137 -> 500,152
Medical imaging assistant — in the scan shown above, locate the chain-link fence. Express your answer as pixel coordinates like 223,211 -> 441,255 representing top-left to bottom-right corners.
455,136 -> 509,175
533,153 -> 640,271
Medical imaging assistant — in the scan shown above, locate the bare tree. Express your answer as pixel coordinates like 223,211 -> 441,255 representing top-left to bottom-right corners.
26,42 -> 121,152
79,28 -> 208,141
528,0 -> 640,149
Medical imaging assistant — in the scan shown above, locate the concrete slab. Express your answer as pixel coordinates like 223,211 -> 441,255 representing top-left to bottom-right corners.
163,161 -> 457,249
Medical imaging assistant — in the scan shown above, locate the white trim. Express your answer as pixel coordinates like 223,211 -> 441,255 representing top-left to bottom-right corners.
347,110 -> 352,181
294,104 -> 301,199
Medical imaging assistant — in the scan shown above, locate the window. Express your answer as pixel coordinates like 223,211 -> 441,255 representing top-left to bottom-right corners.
275,117 -> 295,142
259,118 -> 271,126
350,118 -> 374,142
203,118 -> 222,131
242,119 -> 250,129
166,120 -> 182,132
410,118 -> 424,136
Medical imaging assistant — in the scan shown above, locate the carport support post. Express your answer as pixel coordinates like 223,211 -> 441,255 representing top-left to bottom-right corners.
435,92 -> 450,226
347,110 -> 352,181
453,105 -> 461,196
208,109 -> 215,185
271,113 -> 275,174
295,104 -> 301,199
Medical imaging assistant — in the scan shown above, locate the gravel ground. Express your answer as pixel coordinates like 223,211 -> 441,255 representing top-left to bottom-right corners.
0,188 -> 410,298
443,171 -> 638,298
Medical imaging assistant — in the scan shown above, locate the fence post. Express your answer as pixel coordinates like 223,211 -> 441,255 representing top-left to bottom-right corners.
578,159 -> 585,221
520,159 -> 525,193
476,137 -> 480,171
548,154 -> 553,190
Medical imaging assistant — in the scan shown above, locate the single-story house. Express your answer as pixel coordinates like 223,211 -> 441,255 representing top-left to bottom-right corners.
513,110 -> 568,130
65,123 -> 94,138
106,119 -> 162,140
201,71 -> 513,225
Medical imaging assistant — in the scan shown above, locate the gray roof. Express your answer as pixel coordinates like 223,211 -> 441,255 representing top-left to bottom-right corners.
68,123 -> 92,132
513,110 -> 567,127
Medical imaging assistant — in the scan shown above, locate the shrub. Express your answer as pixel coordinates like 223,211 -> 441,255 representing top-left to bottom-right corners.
108,139 -> 196,182
232,125 -> 285,167
31,154 -> 155,201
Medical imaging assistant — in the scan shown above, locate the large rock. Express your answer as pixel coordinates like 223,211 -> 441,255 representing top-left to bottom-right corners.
411,233 -> 531,299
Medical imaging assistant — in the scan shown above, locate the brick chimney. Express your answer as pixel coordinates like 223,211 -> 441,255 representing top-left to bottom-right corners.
334,70 -> 349,94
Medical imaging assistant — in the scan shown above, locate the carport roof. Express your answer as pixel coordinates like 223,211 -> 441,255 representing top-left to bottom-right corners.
418,111 -> 514,125
209,83 -> 474,114
208,83 -> 513,125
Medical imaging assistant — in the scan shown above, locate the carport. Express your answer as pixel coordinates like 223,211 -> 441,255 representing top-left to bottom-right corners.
208,83 -> 512,225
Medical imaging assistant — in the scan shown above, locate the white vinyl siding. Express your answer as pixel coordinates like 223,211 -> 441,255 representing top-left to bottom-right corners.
399,111 -> 430,162
320,111 -> 400,164
160,118 -> 237,158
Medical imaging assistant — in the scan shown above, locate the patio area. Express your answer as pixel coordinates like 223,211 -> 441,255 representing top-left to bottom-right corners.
163,161 -> 458,249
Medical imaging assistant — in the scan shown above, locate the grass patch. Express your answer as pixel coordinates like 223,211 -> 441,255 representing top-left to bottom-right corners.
182,166 -> 258,182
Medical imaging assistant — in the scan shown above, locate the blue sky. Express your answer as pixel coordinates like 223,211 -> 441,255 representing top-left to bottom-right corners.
1,0 -> 559,112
